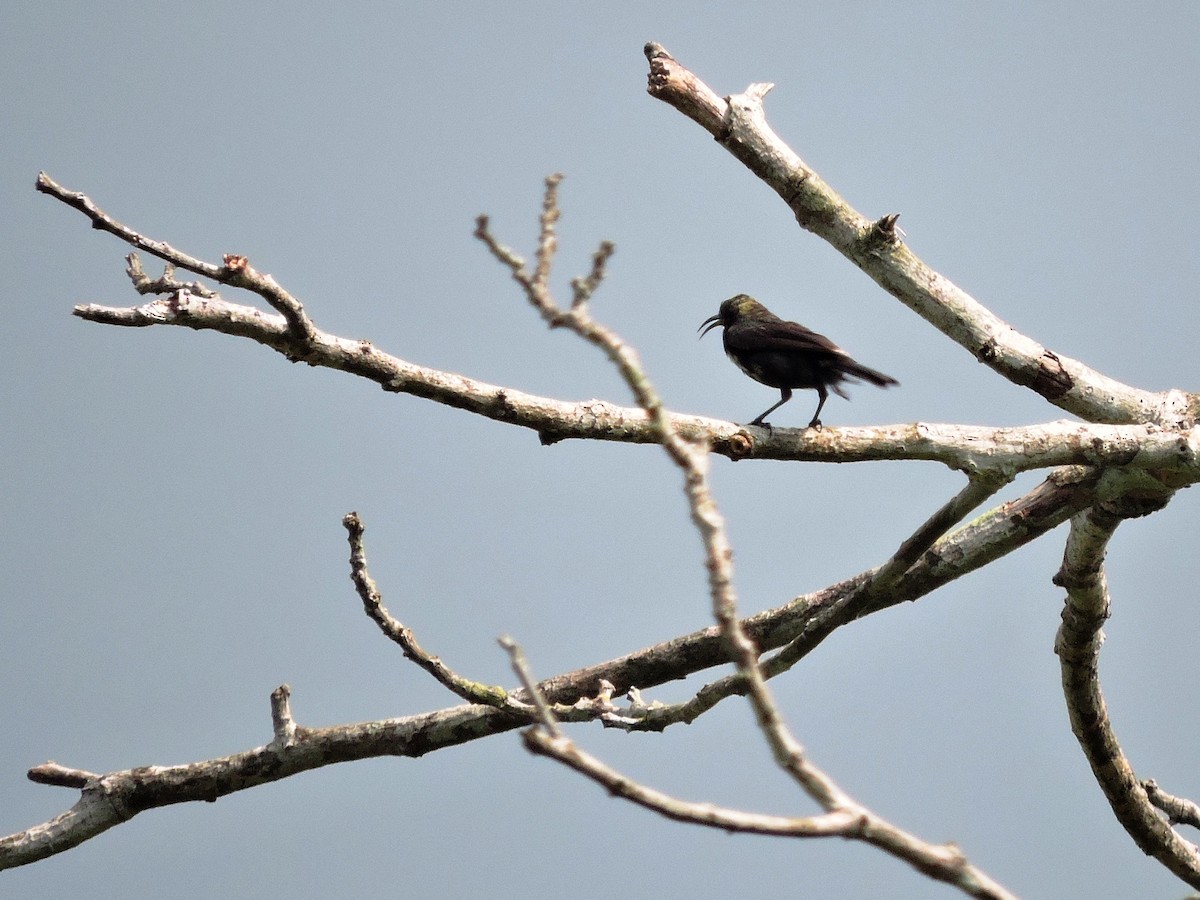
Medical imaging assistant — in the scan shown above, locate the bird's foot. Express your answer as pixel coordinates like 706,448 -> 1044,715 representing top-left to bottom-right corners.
806,418 -> 823,430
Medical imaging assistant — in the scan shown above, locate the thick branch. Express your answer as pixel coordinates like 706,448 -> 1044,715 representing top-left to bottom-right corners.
868,469 -> 1014,591
614,464 -> 1101,731
68,291 -> 1200,475
2,697 -> 539,869
1053,497 -> 1200,887
644,44 -> 1194,428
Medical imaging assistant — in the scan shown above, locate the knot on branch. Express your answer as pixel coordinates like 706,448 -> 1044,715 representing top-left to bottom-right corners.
725,431 -> 755,459
865,213 -> 903,248
1052,565 -> 1106,593
1095,493 -> 1173,521
222,254 -> 249,274
644,42 -> 675,93
1021,350 -> 1074,400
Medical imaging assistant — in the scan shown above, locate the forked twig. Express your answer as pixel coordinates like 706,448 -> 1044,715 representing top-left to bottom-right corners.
476,176 -> 1016,900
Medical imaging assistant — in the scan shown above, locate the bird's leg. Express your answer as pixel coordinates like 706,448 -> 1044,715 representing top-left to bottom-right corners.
807,384 -> 829,429
749,388 -> 792,427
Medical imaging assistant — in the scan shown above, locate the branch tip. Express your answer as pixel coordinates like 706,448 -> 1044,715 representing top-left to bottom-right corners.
745,81 -> 774,100
28,763 -> 99,789
643,42 -> 673,62
270,684 -> 296,748
501,636 -> 562,736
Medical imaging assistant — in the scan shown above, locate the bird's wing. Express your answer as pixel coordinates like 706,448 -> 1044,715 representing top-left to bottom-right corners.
724,319 -> 845,355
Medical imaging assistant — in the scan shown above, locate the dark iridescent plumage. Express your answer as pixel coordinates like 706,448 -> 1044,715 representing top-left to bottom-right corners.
699,294 -> 897,428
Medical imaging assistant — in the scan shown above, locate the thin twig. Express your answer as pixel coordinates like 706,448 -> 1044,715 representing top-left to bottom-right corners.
343,513 -> 624,723
38,172 -> 315,343
499,636 -> 563,738
125,254 -> 218,298
343,512 -> 518,710
503,638 -> 866,836
524,725 -> 859,836
571,241 -> 616,309
26,764 -> 99,790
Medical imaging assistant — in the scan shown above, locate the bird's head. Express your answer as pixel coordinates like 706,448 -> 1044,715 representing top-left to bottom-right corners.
698,294 -> 766,338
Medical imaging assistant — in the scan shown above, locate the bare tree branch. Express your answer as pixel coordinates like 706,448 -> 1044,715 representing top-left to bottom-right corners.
1053,492 -> 1200,887
500,638 -> 565,739
524,726 -> 857,836
343,511 -> 518,710
1,458 -> 1106,870
25,42 -> 1200,891
23,166 -> 1153,880
36,172 -> 315,343
643,43 -> 1196,429
42,174 -> 1200,471
1,690 -> 536,869
512,641 -> 1016,899
476,178 -> 1016,899
64,281 -> 1200,470
868,469 -> 1014,592
0,470 -> 1083,870
125,254 -> 217,298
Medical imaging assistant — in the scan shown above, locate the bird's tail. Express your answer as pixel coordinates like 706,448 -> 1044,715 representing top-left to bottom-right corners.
839,358 -> 899,388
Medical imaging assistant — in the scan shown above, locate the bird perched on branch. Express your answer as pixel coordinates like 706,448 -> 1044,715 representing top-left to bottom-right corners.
699,294 -> 898,428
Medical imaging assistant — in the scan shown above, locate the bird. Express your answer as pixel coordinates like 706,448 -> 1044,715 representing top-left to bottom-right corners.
699,294 -> 898,428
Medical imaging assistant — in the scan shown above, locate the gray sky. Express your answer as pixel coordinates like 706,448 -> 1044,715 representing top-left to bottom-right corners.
4,3 -> 1199,898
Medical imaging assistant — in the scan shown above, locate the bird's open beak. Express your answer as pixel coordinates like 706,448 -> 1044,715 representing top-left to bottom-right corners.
698,313 -> 722,338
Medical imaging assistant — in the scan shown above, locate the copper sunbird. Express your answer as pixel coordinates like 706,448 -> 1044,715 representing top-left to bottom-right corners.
699,294 -> 898,428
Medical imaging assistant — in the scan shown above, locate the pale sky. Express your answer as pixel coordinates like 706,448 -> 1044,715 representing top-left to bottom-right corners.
3,4 -> 1199,898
